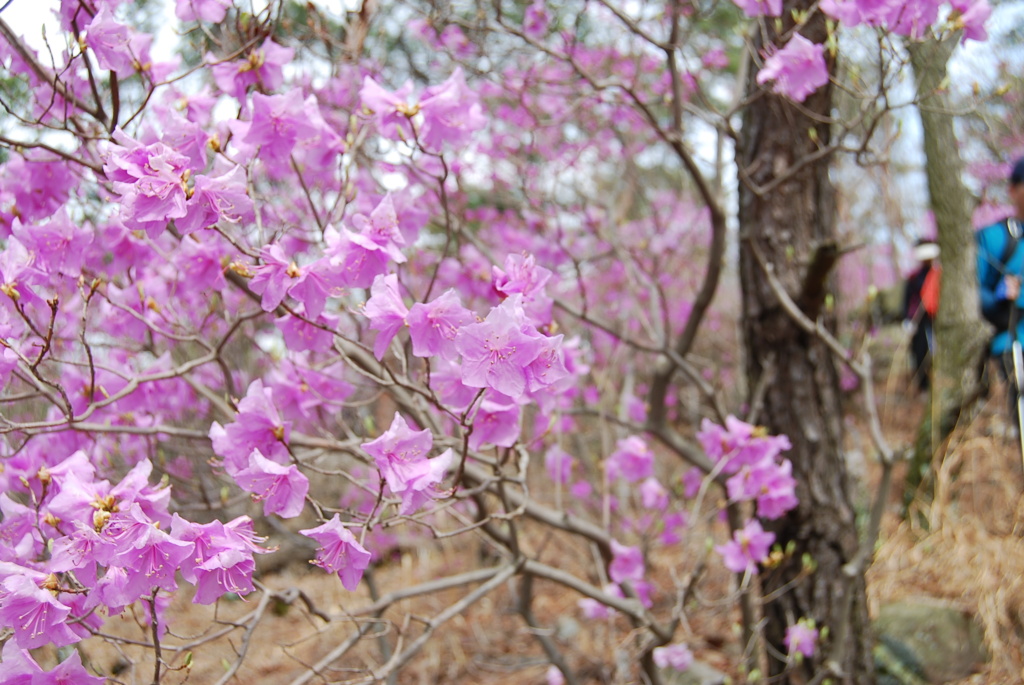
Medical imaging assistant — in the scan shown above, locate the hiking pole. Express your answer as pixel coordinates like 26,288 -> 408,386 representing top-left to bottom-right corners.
1009,303 -> 1024,470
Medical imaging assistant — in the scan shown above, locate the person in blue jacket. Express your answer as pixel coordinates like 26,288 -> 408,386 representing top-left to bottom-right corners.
977,157 -> 1024,429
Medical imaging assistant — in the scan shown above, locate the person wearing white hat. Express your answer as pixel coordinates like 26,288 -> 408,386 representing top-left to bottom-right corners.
903,239 -> 939,392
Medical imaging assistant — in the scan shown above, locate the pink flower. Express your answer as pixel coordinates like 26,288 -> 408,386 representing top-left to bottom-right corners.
349,194 -> 408,264
455,295 -> 543,399
544,445 -> 574,484
682,467 -> 704,498
110,505 -> 195,597
394,448 -> 453,515
608,540 -> 644,584
250,244 -> 337,319
785,618 -> 819,658
177,166 -> 253,235
299,515 -> 372,590
726,457 -> 798,519
11,212 -> 92,276
1,641 -> 104,684
819,0 -> 895,26
176,0 -> 232,22
210,379 -> 292,471
170,515 -> 267,604
653,643 -> 694,671
276,308 -> 336,353
0,573 -> 79,649
951,0 -> 991,42
85,7 -> 136,77
524,333 -> 570,393
696,416 -> 792,473
362,412 -> 432,491
492,253 -> 554,326
578,583 -> 624,620
211,40 -> 294,99
407,289 -> 474,361
364,273 -> 409,360
193,549 -> 257,604
605,436 -> 654,483
468,394 -> 522,450
731,0 -> 782,16
362,413 -> 453,513
244,92 -> 320,163
639,477 -> 669,510
715,519 -> 775,575
360,70 -> 485,150
417,68 -> 487,151
360,76 -> 417,140
106,137 -> 191,237
756,34 -> 829,103
524,2 -> 550,38
3,154 -> 75,222
234,449 -> 309,519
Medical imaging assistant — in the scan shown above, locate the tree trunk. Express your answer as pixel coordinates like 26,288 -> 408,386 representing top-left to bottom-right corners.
904,35 -> 991,510
737,9 -> 874,683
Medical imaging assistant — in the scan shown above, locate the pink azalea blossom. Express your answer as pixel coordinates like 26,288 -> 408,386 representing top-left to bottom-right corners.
362,412 -> 432,492
605,436 -> 654,483
726,457 -> 798,519
696,415 -> 792,473
1,640 -> 105,684
177,166 -> 253,235
417,68 -> 487,151
951,0 -> 991,42
12,213 -> 92,276
455,295 -> 543,399
785,618 -> 819,658
85,7 -> 137,77
360,76 -> 417,140
756,34 -> 829,103
0,573 -> 80,649
468,393 -> 522,450
731,0 -> 782,16
524,2 -> 550,38
193,549 -> 257,604
211,40 -> 294,99
544,444 -> 574,484
653,643 -> 694,671
250,244 -> 338,319
715,519 -> 775,575
362,413 -> 453,513
234,449 -> 309,519
243,92 -> 320,163
492,252 -> 554,326
105,136 -> 191,237
407,289 -> 474,360
210,379 -> 292,471
176,0 -> 232,22
364,273 -> 409,360
608,540 -> 644,584
349,194 -> 408,264
639,477 -> 669,510
578,583 -> 624,620
299,514 -> 372,591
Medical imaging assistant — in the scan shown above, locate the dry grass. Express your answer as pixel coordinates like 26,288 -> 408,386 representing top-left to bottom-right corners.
866,373 -> 1024,684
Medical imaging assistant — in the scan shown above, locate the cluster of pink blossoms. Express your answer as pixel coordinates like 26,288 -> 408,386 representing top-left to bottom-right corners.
0,452 -> 268,681
737,0 -> 991,102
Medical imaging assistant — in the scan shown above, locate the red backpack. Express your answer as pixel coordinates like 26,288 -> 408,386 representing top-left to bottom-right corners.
921,265 -> 940,318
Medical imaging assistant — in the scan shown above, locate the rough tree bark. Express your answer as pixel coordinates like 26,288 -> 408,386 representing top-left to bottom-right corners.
737,8 -> 874,683
905,34 -> 990,509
